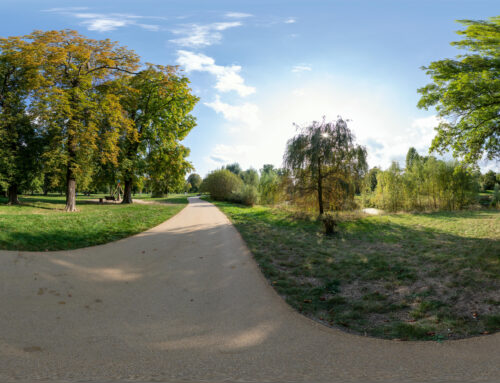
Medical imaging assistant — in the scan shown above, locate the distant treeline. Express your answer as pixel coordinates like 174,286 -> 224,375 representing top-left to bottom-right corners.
362,148 -> 498,212
199,146 -> 499,212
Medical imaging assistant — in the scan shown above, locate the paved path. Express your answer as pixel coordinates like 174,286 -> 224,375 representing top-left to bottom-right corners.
0,197 -> 498,383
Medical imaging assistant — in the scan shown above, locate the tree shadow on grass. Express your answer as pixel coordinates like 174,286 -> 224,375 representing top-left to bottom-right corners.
226,206 -> 500,340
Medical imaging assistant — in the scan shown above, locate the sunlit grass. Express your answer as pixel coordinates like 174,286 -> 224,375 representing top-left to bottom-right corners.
0,194 -> 188,251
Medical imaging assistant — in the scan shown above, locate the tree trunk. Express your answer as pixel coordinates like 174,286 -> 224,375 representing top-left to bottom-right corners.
317,166 -> 324,214
122,179 -> 133,204
65,166 -> 77,212
7,184 -> 20,205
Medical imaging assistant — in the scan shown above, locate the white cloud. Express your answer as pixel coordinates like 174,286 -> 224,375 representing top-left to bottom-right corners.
205,96 -> 261,131
411,115 -> 440,135
136,23 -> 161,32
170,22 -> 242,47
42,7 -> 89,12
84,18 -> 127,32
285,18 -> 296,24
291,65 -> 312,73
207,144 -> 255,167
44,9 -> 162,32
226,12 -> 253,18
177,51 -> 255,97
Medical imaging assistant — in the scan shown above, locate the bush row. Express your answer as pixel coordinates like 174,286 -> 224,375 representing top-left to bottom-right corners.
200,169 -> 259,206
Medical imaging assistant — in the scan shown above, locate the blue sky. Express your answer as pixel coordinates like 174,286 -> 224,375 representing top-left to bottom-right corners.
1,0 -> 498,176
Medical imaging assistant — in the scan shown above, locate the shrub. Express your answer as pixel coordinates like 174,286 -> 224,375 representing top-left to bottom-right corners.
232,184 -> 259,206
200,169 -> 243,201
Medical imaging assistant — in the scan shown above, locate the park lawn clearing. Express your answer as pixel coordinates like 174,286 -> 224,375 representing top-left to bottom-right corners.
0,194 -> 188,251
213,200 -> 500,341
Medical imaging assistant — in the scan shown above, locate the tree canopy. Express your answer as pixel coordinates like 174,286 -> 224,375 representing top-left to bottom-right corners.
119,64 -> 198,202
0,34 -> 45,204
187,173 -> 202,192
364,148 -> 479,211
284,117 -> 367,214
0,30 -> 198,209
417,16 -> 500,165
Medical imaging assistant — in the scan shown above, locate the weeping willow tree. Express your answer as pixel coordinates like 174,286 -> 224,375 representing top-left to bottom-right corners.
283,117 -> 367,213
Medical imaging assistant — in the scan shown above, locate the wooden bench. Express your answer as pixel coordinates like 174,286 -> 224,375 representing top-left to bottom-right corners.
105,196 -> 116,201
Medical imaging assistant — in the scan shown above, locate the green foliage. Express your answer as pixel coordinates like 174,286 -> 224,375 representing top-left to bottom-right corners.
482,170 -> 497,191
224,162 -> 242,176
366,167 -> 380,192
241,168 -> 259,187
284,117 -> 368,213
232,184 -> 259,206
0,30 -> 198,209
405,147 -> 420,169
0,35 -> 44,202
366,149 -> 479,212
259,164 -> 284,205
492,184 -> 500,207
201,169 -> 243,201
187,173 -> 202,192
119,64 -> 198,200
418,16 -> 500,164
148,144 -> 193,197
27,30 -> 140,211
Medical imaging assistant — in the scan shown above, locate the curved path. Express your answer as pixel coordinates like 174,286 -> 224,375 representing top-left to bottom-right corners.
0,197 -> 498,382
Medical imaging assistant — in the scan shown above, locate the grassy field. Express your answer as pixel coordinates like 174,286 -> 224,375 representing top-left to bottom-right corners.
213,200 -> 500,341
0,194 -> 188,251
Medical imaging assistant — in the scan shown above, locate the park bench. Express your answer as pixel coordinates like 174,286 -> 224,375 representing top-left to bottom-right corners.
99,196 -> 117,203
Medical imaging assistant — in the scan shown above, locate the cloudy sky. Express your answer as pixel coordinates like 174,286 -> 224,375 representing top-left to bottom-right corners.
1,0 -> 497,176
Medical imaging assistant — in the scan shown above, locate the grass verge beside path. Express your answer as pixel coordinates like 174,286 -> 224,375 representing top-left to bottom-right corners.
0,194 -> 188,251
212,200 -> 500,341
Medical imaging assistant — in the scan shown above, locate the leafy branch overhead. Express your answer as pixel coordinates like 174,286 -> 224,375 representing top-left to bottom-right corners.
418,16 -> 500,165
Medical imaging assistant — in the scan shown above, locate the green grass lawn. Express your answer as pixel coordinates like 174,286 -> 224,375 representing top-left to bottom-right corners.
213,200 -> 500,341
0,194 -> 188,251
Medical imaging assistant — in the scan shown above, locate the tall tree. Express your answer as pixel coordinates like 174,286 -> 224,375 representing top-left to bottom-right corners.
242,168 -> 259,187
29,30 -> 139,211
417,16 -> 500,164
119,65 -> 198,203
284,117 -> 367,214
0,35 -> 43,204
363,167 -> 380,192
482,170 -> 497,190
149,142 -> 193,197
259,164 -> 283,205
405,147 -> 421,169
187,173 -> 202,192
224,163 -> 242,176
